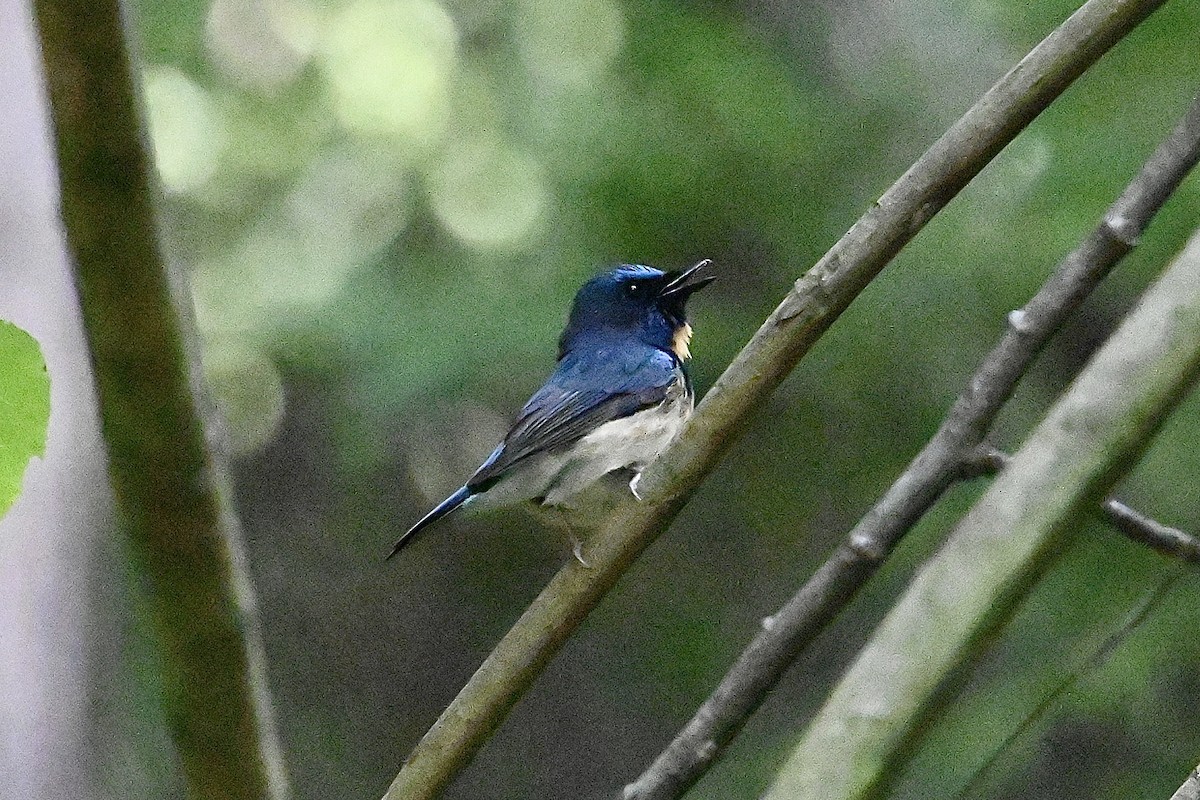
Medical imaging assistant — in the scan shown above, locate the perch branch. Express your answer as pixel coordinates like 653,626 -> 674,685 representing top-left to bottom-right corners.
622,87 -> 1200,800
32,0 -> 289,797
383,1 -> 1173,798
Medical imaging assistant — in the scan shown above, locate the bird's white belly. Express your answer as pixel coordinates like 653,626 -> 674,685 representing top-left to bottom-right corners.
472,392 -> 693,511
544,395 -> 691,505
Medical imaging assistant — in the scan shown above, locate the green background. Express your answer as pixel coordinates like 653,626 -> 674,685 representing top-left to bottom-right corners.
116,0 -> 1200,797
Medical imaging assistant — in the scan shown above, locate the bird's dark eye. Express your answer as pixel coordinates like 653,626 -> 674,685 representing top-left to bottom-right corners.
626,283 -> 639,296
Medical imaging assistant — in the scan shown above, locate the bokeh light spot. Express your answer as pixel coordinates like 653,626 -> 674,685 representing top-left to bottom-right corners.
202,341 -> 287,455
191,145 -> 412,339
319,0 -> 459,148
204,0 -> 312,90
143,66 -> 228,194
285,147 -> 414,268
515,0 -> 625,86
426,138 -> 549,250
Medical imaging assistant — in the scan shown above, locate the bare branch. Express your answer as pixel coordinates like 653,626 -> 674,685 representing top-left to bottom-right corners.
1103,500 -> 1200,564
980,449 -> 1200,564
382,1 -> 1175,798
764,225 -> 1200,800
32,0 -> 289,797
621,88 -> 1200,800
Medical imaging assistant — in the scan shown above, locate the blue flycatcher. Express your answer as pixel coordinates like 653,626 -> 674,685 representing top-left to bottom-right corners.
390,260 -> 713,562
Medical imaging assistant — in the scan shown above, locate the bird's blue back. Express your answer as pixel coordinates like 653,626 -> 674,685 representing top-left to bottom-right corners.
468,337 -> 682,490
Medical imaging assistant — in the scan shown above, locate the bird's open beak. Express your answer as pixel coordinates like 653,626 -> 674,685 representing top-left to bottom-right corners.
659,259 -> 716,299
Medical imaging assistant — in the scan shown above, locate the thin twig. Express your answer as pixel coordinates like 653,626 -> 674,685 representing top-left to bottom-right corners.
764,225 -> 1200,800
32,0 -> 289,797
953,564 -> 1187,799
383,2 -> 1174,798
978,448 -> 1200,564
621,89 -> 1200,800
1103,500 -> 1200,563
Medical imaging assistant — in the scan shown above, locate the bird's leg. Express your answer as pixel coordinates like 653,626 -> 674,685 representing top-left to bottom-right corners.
570,533 -> 592,568
538,496 -> 594,568
629,470 -> 643,501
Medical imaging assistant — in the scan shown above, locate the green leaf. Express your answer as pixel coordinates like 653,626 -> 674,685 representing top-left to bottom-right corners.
0,320 -> 50,517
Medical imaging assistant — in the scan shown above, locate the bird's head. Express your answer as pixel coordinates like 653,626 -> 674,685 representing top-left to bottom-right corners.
559,260 -> 715,360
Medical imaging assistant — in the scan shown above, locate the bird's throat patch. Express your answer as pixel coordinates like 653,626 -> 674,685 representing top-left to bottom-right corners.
672,323 -> 693,360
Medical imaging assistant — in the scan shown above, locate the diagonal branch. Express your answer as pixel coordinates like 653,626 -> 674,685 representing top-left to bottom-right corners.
32,0 -> 289,797
763,223 -> 1200,800
382,1 -> 1173,797
621,89 -> 1200,800
1173,766 -> 1200,800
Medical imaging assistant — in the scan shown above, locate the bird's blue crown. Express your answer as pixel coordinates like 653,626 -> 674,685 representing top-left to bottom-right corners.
558,263 -> 712,359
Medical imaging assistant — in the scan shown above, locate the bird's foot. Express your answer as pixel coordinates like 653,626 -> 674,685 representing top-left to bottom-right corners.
571,535 -> 592,569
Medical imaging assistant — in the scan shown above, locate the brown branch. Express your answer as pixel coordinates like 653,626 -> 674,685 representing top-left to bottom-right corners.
620,88 -> 1200,800
32,0 -> 290,797
383,1 -> 1176,798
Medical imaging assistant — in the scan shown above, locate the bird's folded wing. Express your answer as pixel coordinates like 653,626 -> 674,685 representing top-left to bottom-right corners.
467,349 -> 678,489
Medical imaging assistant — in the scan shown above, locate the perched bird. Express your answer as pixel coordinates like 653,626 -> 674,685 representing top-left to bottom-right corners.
389,260 -> 714,562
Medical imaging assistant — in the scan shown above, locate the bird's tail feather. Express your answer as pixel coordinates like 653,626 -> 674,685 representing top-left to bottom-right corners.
387,486 -> 472,559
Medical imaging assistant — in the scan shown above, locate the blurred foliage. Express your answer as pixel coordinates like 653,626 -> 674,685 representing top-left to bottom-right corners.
0,320 -> 50,516
118,0 -> 1200,797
